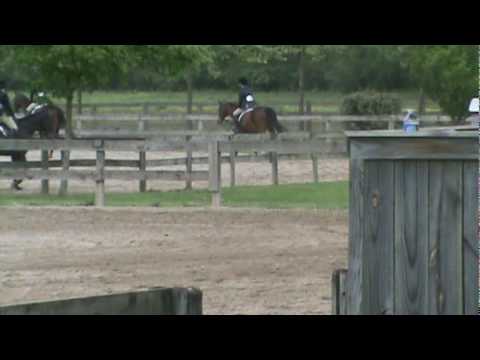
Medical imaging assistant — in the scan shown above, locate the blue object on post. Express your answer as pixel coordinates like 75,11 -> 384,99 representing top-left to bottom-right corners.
403,111 -> 419,133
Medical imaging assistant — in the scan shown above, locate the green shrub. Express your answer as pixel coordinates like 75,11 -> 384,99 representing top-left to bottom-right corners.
341,91 -> 402,130
341,91 -> 402,115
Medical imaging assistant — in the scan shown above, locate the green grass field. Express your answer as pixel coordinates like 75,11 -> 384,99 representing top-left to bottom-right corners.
0,182 -> 349,209
32,89 -> 440,114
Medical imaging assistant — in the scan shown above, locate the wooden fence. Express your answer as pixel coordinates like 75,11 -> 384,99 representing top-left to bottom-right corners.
69,100 -> 356,115
74,113 -> 453,134
0,287 -> 202,315
0,135 -> 345,206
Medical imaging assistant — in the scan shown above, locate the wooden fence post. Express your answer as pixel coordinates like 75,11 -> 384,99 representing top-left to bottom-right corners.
138,115 -> 145,133
270,134 -> 279,186
229,149 -> 236,187
59,150 -> 70,196
308,123 -> 319,183
331,269 -> 348,315
271,152 -> 279,186
139,150 -> 147,193
41,150 -> 49,195
143,104 -> 150,115
185,136 -> 193,190
95,142 -> 105,207
306,101 -> 312,115
208,140 -> 221,208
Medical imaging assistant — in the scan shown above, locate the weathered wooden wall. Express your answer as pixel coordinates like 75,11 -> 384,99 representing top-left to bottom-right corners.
0,287 -> 203,315
344,132 -> 478,315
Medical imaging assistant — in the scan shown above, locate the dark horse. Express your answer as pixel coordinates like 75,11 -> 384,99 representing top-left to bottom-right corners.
218,102 -> 286,135
0,108 -> 66,190
13,92 -> 66,158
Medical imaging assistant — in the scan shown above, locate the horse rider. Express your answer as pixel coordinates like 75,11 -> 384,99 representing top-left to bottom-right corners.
0,80 -> 19,135
27,89 -> 51,115
233,78 -> 256,132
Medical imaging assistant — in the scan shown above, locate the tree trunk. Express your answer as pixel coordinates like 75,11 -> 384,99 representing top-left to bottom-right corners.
77,90 -> 83,115
298,47 -> 306,116
186,71 -> 194,114
417,88 -> 426,115
66,92 -> 74,139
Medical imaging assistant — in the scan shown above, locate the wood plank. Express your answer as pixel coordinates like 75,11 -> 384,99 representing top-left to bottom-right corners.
331,269 -> 348,315
41,150 -> 49,195
346,157 -> 364,315
59,150 -> 70,196
349,138 -> 477,160
104,170 -> 209,181
185,136 -> 193,190
428,161 -> 463,314
208,141 -> 221,207
0,288 -> 202,315
462,160 -> 479,314
362,160 -> 395,315
0,169 -> 207,182
311,154 -> 319,183
139,151 -> 147,193
220,139 -> 347,155
95,149 -> 105,207
271,152 -> 279,186
394,161 -> 429,314
229,151 -> 236,187
0,169 -> 97,181
75,114 -> 451,124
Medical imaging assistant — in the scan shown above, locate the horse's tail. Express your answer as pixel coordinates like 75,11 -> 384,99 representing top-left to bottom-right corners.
266,107 -> 286,134
55,105 -> 67,129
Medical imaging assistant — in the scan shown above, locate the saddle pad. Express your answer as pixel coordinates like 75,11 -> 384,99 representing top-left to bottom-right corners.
239,108 -> 255,123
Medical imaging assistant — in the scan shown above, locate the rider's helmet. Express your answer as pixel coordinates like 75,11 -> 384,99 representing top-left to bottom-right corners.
239,78 -> 249,87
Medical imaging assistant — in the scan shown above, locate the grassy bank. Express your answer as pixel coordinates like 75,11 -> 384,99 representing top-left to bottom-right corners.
0,182 -> 349,209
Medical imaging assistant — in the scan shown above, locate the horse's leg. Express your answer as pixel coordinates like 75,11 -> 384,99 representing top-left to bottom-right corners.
11,152 -> 25,191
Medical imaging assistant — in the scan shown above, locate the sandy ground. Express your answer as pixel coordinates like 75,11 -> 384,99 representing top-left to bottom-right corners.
0,207 -> 349,315
0,150 -> 349,193
0,150 -> 349,314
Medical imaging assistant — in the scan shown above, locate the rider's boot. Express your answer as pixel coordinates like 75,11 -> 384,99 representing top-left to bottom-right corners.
3,116 -> 18,133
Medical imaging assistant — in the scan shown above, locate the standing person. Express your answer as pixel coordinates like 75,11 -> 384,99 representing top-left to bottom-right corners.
233,78 -> 256,132
0,79 -> 18,134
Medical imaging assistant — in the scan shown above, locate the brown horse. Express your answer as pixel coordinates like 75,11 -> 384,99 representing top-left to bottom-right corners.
14,92 -> 66,158
218,102 -> 286,135
0,111 -> 61,190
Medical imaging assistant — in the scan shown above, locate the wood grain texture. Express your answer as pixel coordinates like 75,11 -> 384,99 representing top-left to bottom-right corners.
41,150 -> 49,195
0,288 -> 203,315
394,161 -> 429,314
346,157 -> 364,315
95,149 -> 105,207
362,160 -> 395,315
59,150 -> 70,196
350,138 -> 477,161
331,269 -> 348,315
462,160 -> 479,314
139,151 -> 147,193
428,161 -> 463,315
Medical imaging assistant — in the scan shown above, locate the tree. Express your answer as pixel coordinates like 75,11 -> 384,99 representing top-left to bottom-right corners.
402,45 -> 477,122
10,45 -> 210,137
11,45 -> 135,137
233,45 -> 345,113
133,45 -> 215,113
